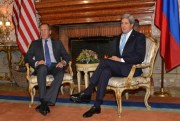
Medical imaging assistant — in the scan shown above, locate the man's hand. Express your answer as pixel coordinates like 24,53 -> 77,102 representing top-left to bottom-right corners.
108,56 -> 121,62
37,60 -> 46,66
56,61 -> 65,68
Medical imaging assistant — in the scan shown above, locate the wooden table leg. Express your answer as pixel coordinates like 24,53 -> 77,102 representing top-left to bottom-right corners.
77,71 -> 81,93
84,71 -> 89,88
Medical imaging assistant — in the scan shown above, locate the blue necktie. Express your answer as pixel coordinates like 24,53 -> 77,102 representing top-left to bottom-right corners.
45,40 -> 51,67
120,34 -> 127,55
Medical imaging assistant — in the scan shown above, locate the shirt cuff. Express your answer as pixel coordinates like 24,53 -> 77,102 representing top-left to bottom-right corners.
121,58 -> 125,63
62,60 -> 67,66
35,61 -> 38,67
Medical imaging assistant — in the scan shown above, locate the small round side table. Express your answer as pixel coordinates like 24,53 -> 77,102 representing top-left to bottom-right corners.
76,63 -> 99,92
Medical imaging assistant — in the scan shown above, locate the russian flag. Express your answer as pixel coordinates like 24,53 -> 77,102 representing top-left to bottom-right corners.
155,0 -> 180,71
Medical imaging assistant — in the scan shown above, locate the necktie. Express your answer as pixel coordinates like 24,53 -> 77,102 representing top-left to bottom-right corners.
45,40 -> 51,67
120,34 -> 127,55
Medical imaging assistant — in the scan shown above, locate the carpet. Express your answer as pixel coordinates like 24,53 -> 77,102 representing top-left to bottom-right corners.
0,90 -> 180,121
1,95 -> 180,110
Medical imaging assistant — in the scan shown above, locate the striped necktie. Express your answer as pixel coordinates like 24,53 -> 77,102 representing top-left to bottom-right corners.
120,34 -> 127,55
44,40 -> 51,67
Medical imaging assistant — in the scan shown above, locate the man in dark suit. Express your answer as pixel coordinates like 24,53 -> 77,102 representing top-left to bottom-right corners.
25,23 -> 70,116
70,14 -> 146,118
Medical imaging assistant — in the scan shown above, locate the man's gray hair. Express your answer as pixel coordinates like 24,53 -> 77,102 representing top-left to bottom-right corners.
121,14 -> 135,24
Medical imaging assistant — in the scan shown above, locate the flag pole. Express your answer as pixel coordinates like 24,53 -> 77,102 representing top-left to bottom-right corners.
154,59 -> 171,97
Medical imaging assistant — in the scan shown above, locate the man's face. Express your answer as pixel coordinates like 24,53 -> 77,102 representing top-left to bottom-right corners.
121,18 -> 134,34
40,24 -> 51,40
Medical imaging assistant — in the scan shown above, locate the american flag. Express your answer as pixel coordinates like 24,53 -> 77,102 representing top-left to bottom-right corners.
12,0 -> 40,54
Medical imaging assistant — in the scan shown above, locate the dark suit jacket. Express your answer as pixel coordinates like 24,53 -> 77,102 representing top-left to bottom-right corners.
25,38 -> 70,69
114,30 -> 146,76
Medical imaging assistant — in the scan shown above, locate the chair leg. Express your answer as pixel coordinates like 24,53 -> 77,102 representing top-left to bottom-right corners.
29,86 -> 33,108
69,82 -> 74,95
125,92 -> 129,100
115,89 -> 122,117
144,86 -> 151,110
61,86 -> 64,95
29,86 -> 36,108
150,77 -> 154,96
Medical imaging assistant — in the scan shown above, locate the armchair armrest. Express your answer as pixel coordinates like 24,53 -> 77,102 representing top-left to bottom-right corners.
134,63 -> 151,69
67,61 -> 73,76
125,63 -> 151,87
25,63 -> 31,81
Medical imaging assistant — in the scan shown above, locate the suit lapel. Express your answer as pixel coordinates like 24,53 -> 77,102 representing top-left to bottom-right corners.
126,30 -> 135,43
123,30 -> 135,49
117,30 -> 136,56
39,39 -> 45,59
51,39 -> 57,59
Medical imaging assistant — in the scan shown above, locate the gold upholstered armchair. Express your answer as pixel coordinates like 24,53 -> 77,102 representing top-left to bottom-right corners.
25,61 -> 74,107
107,36 -> 159,116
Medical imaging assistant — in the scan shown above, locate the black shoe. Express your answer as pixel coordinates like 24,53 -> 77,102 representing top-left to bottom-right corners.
35,104 -> 50,115
83,106 -> 101,118
70,92 -> 91,103
45,105 -> 50,113
35,104 -> 47,116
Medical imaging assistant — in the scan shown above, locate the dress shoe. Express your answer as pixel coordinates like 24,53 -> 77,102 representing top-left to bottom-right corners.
45,105 -> 50,113
35,104 -> 50,116
83,106 -> 101,118
35,104 -> 47,116
70,92 -> 91,103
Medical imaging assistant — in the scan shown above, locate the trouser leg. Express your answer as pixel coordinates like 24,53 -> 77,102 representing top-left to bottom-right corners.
45,67 -> 64,104
94,68 -> 112,107
83,60 -> 109,95
89,59 -> 109,85
36,65 -> 48,99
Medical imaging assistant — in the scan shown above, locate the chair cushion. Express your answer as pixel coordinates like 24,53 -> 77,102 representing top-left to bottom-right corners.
29,73 -> 73,84
108,77 -> 144,88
